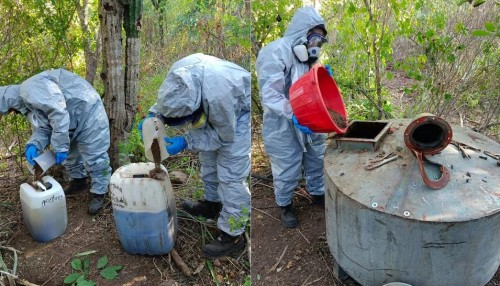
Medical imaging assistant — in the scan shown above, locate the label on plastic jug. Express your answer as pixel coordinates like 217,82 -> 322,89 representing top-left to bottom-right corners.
41,194 -> 64,206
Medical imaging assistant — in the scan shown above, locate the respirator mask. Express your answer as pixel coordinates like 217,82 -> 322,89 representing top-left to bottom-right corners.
293,33 -> 327,64
306,33 -> 327,64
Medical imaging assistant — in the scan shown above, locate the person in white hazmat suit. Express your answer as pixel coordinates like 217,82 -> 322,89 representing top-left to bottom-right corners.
256,7 -> 328,228
0,69 -> 111,215
140,53 -> 251,258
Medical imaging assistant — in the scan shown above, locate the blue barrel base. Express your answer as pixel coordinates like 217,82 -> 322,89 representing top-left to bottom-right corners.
113,208 -> 178,255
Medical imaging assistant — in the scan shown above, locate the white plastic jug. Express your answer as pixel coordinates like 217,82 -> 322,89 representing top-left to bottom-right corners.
142,116 -> 169,163
19,176 -> 67,242
110,162 -> 177,255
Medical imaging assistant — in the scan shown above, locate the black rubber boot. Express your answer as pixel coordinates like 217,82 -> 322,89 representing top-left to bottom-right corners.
311,194 -> 325,207
181,200 -> 222,219
64,177 -> 89,194
203,231 -> 246,258
280,204 -> 298,228
88,193 -> 105,215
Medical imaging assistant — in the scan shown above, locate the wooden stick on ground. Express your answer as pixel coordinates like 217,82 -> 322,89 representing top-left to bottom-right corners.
170,249 -> 193,277
268,245 -> 288,273
17,279 -> 40,286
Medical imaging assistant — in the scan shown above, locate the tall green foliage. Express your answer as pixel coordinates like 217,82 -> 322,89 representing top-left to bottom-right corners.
0,0 -> 93,84
321,0 -> 405,119
141,0 -> 251,71
320,0 -> 499,129
250,0 -> 302,115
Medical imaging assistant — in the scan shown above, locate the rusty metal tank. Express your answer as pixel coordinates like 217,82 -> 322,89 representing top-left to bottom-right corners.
325,117 -> 500,286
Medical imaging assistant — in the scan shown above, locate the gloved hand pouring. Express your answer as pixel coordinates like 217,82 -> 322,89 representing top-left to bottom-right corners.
164,136 -> 187,155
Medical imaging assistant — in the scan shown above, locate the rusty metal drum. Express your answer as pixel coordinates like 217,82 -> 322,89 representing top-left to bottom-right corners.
325,119 -> 500,286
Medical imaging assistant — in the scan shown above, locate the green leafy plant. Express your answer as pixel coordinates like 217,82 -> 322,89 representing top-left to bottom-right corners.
228,206 -> 250,232
63,251 -> 123,285
243,275 -> 251,286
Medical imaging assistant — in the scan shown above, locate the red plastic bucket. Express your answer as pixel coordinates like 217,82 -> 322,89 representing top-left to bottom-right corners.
289,65 -> 348,134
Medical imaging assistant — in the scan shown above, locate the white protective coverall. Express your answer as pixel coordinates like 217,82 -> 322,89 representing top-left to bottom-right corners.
10,69 -> 111,195
256,7 -> 327,206
151,53 -> 251,236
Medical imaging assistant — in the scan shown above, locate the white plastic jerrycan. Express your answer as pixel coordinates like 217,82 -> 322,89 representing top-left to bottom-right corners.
142,116 -> 169,163
110,162 -> 177,255
19,176 -> 67,242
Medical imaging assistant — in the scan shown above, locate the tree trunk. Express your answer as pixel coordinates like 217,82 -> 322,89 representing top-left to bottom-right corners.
99,0 -> 141,170
75,0 -> 101,85
364,0 -> 383,119
123,0 -> 141,139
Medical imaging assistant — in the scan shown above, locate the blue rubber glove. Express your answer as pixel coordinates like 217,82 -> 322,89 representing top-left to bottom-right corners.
138,112 -> 155,139
164,136 -> 187,155
292,115 -> 313,135
324,64 -> 333,76
25,144 -> 38,166
55,151 -> 68,164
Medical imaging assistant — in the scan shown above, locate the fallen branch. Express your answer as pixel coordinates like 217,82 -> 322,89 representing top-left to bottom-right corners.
251,207 -> 280,222
302,275 -> 324,286
192,261 -> 205,275
170,249 -> 192,277
0,271 -> 16,279
297,229 -> 311,244
268,245 -> 288,273
0,155 -> 16,160
121,276 -> 147,286
17,279 -> 40,286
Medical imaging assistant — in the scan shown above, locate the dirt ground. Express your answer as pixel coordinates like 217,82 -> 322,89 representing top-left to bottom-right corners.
250,172 -> 359,286
0,158 -> 249,286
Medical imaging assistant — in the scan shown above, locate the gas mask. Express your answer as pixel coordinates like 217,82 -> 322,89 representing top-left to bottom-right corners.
306,33 -> 327,64
293,33 -> 327,64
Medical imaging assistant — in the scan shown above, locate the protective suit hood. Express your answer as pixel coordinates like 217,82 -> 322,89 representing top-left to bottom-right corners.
284,6 -> 326,47
156,65 -> 203,118
0,85 -> 28,115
